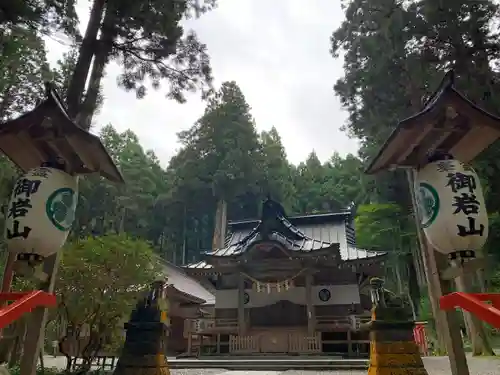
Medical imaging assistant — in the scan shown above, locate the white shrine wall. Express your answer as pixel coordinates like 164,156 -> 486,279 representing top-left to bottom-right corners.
215,284 -> 361,309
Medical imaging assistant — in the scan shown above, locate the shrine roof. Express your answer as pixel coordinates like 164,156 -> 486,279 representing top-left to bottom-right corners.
195,199 -> 386,263
228,210 -> 353,229
185,243 -> 384,271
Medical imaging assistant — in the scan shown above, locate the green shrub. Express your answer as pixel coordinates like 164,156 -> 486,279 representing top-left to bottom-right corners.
8,366 -> 60,375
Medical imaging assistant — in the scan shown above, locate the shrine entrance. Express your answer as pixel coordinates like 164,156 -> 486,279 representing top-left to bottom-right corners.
249,300 -> 307,327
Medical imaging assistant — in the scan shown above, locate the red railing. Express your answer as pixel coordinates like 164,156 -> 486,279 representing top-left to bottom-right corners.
440,292 -> 500,329
413,323 -> 428,356
0,291 -> 57,329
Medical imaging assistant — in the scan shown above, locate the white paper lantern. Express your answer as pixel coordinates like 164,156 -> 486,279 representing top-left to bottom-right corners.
415,158 -> 488,256
4,166 -> 78,259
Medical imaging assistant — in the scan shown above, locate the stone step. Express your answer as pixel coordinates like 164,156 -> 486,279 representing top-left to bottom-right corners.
198,355 -> 343,360
167,358 -> 369,370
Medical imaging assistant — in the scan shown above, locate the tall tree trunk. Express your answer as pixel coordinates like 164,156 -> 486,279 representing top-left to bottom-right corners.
406,252 -> 421,318
181,204 -> 187,264
118,207 -> 126,233
475,252 -> 488,293
79,5 -> 116,130
455,274 -> 495,356
407,291 -> 417,321
66,0 -> 106,118
38,350 -> 44,374
7,319 -> 27,367
394,259 -> 403,295
411,242 -> 426,287
0,81 -> 14,120
476,269 -> 486,293
0,327 -> 15,363
212,199 -> 227,250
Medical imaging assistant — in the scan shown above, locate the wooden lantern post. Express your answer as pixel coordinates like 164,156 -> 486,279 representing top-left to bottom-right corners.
366,71 -> 500,375
0,83 -> 124,375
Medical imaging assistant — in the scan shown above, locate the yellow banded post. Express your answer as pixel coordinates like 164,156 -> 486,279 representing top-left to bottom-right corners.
367,307 -> 428,375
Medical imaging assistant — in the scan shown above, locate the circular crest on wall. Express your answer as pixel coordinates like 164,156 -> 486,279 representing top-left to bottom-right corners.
243,292 -> 250,304
318,288 -> 331,302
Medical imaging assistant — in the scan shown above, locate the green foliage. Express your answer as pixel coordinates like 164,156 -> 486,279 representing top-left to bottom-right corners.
491,268 -> 500,292
7,366 -> 109,375
72,125 -> 172,245
259,127 -> 296,212
8,365 -> 61,375
4,0 -> 217,129
332,0 -> 500,354
176,81 -> 262,202
2,0 -> 500,361
54,234 -> 162,352
331,0 -> 500,251
63,0 -> 217,124
355,203 -> 421,312
0,27 -> 50,121
356,204 -> 403,249
0,0 -> 78,36
110,0 -> 216,102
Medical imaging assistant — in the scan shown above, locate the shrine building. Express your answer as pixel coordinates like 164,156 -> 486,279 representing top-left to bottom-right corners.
183,198 -> 387,357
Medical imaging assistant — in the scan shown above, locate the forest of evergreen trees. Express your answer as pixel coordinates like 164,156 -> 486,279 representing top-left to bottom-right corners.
2,0 -> 500,360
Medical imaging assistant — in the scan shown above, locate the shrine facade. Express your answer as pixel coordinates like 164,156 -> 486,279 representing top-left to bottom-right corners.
183,199 -> 387,357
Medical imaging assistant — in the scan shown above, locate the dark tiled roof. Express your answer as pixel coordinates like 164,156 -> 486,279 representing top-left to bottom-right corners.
188,199 -> 386,266
206,199 -> 339,257
205,220 -> 384,261
208,229 -> 333,256
228,210 -> 353,229
185,244 -> 384,270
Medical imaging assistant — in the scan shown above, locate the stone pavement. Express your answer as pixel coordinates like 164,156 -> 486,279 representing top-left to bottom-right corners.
42,356 -> 500,375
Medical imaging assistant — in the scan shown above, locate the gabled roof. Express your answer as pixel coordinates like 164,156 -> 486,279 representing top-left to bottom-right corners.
158,258 -> 215,305
228,210 -> 353,229
196,199 -> 386,264
366,70 -> 500,174
0,82 -> 124,183
206,199 -> 338,257
185,243 -> 386,271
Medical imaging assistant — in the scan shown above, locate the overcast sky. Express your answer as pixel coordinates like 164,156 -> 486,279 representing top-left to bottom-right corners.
45,0 -> 359,167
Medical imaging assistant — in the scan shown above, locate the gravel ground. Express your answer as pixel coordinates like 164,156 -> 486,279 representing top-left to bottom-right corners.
167,356 -> 500,375
42,356 -> 500,375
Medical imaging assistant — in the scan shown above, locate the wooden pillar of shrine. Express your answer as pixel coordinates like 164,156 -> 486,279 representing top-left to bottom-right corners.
238,273 -> 246,335
305,272 -> 315,335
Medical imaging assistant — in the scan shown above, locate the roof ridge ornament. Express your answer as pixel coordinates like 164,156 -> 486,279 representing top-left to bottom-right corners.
261,197 -> 287,220
260,198 -> 305,241
444,70 -> 455,86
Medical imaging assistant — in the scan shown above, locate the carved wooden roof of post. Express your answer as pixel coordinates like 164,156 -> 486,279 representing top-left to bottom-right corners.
0,82 -> 124,183
366,70 -> 500,174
